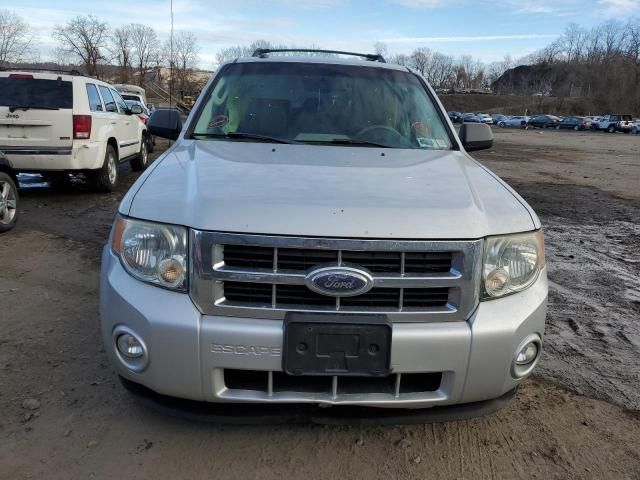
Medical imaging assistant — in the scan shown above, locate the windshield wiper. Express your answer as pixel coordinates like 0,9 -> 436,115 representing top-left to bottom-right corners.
303,138 -> 393,148
8,105 -> 60,112
191,131 -> 296,144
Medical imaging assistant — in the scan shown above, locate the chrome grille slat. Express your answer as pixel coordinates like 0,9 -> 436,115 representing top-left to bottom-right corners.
191,231 -> 482,322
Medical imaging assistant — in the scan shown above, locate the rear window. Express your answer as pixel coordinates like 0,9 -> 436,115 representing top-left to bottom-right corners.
621,115 -> 632,121
0,76 -> 73,109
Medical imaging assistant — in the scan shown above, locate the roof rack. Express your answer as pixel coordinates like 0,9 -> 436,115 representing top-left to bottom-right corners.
252,48 -> 386,63
0,67 -> 85,76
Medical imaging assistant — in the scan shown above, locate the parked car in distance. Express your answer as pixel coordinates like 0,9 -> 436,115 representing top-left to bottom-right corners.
462,112 -> 481,123
125,100 -> 155,152
475,113 -> 494,124
0,70 -> 150,192
114,84 -> 149,110
447,111 -> 463,123
527,115 -> 561,129
0,153 -> 18,233
101,50 -> 547,423
632,119 -> 640,134
556,116 -> 591,131
593,114 -> 634,133
498,116 -> 530,128
491,114 -> 507,124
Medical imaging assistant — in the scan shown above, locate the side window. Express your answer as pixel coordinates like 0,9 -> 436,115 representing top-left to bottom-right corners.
111,90 -> 128,114
86,84 -> 103,112
98,86 -> 117,113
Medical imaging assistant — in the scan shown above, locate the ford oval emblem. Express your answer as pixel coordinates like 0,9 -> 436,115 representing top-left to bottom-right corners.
305,266 -> 374,297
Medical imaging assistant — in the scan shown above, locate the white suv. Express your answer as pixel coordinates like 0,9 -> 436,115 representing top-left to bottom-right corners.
0,70 -> 150,191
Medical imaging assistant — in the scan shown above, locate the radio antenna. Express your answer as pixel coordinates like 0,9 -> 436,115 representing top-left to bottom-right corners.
169,0 -> 174,111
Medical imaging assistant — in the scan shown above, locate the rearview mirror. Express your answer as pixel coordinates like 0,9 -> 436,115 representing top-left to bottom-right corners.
459,122 -> 493,151
148,109 -> 183,140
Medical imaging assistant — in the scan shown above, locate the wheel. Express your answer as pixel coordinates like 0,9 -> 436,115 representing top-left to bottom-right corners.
555,125 -> 560,130
95,144 -> 119,192
0,172 -> 18,233
130,138 -> 149,172
607,124 -> 616,133
498,121 -> 506,128
574,125 -> 579,131
147,135 -> 155,153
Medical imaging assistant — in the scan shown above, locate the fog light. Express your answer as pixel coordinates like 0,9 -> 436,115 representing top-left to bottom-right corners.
485,269 -> 509,297
116,333 -> 144,358
511,334 -> 542,378
516,342 -> 538,365
158,258 -> 184,287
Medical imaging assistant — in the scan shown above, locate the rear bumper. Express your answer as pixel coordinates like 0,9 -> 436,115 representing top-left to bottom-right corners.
1,141 -> 105,171
100,247 -> 547,410
121,375 -> 517,425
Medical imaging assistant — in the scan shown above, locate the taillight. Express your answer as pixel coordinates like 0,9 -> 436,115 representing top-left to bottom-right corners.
9,74 -> 34,79
73,115 -> 92,140
137,115 -> 147,125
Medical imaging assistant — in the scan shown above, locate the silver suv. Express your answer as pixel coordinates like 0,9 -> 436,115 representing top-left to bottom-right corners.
100,50 -> 547,423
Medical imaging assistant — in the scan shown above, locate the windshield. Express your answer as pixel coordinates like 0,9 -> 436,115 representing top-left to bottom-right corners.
0,76 -> 73,109
191,62 -> 453,149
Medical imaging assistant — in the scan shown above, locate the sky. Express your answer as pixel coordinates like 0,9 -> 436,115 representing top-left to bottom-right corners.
5,0 -> 640,68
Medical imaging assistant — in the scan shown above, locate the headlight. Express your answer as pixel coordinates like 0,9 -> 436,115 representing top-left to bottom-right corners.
482,230 -> 544,300
112,215 -> 188,291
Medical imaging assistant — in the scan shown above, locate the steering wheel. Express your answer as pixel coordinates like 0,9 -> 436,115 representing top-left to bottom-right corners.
354,125 -> 404,141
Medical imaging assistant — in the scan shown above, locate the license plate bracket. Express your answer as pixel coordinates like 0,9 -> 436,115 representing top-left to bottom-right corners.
283,313 -> 391,377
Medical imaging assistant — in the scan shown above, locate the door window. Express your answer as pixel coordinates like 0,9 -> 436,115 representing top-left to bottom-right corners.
98,86 -> 117,113
86,84 -> 103,112
111,90 -> 129,114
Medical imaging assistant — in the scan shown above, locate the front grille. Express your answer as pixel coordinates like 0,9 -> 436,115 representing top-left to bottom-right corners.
223,282 -> 450,310
191,231 -> 482,322
224,369 -> 442,395
224,245 -> 452,275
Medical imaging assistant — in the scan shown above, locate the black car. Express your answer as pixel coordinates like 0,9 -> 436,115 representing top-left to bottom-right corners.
528,115 -> 561,128
0,154 -> 18,233
462,113 -> 481,123
447,111 -> 463,123
556,116 -> 590,131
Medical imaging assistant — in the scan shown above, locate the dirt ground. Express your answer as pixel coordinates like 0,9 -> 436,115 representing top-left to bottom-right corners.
1,131 -> 639,479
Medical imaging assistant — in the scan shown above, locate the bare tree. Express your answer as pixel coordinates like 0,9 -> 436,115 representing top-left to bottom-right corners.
109,26 -> 133,83
130,24 -> 158,86
53,15 -> 109,77
167,31 -> 199,98
0,9 -> 34,66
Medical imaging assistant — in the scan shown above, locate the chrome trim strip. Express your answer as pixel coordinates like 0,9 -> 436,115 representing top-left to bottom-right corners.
0,146 -> 72,155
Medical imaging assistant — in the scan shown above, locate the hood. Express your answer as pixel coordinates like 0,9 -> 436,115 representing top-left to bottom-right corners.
122,140 -> 537,239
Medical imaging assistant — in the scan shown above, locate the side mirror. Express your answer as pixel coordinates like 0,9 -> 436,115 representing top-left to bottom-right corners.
459,122 -> 493,151
148,109 -> 183,140
130,105 -> 143,115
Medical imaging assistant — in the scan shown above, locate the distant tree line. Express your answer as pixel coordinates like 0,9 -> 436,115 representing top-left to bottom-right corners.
0,9 -> 201,100
2,7 -> 639,111
508,19 -> 640,112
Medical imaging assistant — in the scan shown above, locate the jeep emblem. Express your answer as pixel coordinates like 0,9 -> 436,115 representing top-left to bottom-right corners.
305,266 -> 373,297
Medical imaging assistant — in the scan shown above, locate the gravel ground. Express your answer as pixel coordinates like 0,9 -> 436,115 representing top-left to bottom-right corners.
1,131 -> 639,479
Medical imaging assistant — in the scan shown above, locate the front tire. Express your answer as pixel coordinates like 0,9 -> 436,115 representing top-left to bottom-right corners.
130,138 -> 149,172
607,124 -> 616,133
0,172 -> 18,233
95,144 -> 119,192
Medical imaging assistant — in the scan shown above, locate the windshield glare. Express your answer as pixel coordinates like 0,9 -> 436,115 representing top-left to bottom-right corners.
191,62 -> 453,149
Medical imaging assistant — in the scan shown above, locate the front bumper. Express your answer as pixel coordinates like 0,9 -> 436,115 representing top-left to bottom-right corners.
100,248 -> 547,410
